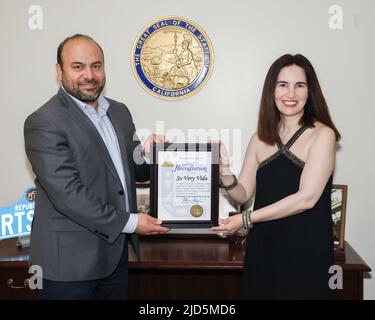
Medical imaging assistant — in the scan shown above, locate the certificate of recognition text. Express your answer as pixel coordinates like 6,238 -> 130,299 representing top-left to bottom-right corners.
157,151 -> 212,221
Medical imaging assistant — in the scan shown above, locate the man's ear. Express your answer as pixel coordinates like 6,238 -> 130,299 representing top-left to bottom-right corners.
55,63 -> 63,82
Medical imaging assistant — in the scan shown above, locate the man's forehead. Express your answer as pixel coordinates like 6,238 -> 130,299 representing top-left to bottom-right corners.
62,38 -> 103,60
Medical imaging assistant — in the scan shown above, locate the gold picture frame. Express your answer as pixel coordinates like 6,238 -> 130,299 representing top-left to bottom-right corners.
331,184 -> 348,250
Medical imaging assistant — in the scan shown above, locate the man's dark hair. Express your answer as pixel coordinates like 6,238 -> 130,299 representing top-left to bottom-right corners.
57,34 -> 104,68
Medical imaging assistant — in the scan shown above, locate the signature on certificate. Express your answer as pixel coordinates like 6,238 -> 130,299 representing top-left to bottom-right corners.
181,197 -> 203,204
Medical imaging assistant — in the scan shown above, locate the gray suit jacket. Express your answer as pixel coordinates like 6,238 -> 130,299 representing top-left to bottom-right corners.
24,88 -> 149,281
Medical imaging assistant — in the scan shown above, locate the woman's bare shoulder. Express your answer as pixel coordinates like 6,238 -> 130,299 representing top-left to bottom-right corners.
311,122 -> 335,139
249,131 -> 268,150
248,132 -> 276,164
306,122 -> 336,149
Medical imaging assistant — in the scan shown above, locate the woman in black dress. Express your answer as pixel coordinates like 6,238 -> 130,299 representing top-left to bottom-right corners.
212,54 -> 341,299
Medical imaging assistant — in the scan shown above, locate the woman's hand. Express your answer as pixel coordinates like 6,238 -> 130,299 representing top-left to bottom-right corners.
211,214 -> 244,236
219,141 -> 233,176
209,140 -> 233,177
142,134 -> 168,158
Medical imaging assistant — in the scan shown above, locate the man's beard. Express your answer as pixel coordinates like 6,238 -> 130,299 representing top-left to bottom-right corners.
62,78 -> 105,103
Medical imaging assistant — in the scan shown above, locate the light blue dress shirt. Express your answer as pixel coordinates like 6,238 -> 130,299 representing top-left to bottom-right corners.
62,87 -> 138,233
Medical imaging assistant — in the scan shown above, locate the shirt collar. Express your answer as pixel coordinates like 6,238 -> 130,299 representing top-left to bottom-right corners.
61,86 -> 110,117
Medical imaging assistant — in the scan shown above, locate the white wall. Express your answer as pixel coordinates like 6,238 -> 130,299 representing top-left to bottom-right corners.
1,0 -> 374,298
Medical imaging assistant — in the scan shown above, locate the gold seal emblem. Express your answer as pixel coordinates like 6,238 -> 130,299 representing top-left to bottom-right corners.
190,205 -> 204,218
132,16 -> 214,100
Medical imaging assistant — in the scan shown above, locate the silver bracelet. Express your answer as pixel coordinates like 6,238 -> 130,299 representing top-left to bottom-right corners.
242,209 -> 253,230
241,210 -> 247,229
247,210 -> 253,230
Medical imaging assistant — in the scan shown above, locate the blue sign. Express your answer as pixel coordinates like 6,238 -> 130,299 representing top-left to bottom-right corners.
0,187 -> 35,240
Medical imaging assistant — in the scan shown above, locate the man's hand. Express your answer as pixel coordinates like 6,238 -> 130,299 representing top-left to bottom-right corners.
135,213 -> 170,235
142,134 -> 168,158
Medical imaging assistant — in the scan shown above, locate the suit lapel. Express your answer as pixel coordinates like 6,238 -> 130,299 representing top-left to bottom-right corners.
58,88 -> 121,184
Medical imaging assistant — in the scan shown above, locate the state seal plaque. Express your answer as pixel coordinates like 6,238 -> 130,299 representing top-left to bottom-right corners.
132,16 -> 214,100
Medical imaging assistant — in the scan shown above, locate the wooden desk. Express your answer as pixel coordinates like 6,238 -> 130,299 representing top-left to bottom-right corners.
0,237 -> 371,300
128,237 -> 371,300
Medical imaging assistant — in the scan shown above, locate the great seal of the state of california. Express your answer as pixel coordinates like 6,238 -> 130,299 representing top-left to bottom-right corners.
132,16 -> 214,100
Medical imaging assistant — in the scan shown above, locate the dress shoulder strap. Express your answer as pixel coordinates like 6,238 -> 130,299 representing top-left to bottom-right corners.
284,126 -> 308,149
276,138 -> 284,150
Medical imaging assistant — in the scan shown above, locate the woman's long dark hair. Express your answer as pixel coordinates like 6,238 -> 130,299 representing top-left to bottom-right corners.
257,54 -> 341,144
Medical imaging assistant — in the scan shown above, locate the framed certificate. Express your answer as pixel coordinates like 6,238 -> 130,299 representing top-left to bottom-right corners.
150,143 -> 219,229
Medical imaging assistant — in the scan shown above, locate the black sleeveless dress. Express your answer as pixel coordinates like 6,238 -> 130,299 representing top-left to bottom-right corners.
241,126 -> 334,300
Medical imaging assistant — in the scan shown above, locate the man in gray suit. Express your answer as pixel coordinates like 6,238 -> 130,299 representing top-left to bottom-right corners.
24,34 -> 169,299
